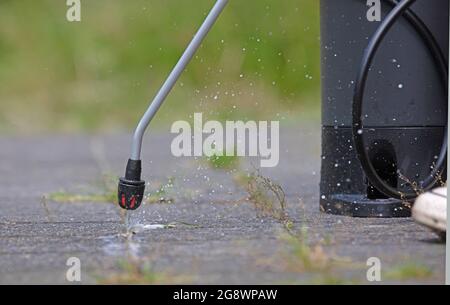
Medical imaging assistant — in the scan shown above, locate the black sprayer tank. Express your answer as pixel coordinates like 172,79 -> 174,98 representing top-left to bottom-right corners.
320,0 -> 448,217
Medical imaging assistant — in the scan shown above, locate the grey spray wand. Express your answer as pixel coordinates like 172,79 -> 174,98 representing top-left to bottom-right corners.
118,0 -> 229,210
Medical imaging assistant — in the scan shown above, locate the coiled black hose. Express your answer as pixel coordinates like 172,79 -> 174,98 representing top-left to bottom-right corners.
353,0 -> 448,200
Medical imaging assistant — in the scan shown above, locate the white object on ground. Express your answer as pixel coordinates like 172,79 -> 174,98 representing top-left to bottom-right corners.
129,224 -> 167,234
412,187 -> 447,234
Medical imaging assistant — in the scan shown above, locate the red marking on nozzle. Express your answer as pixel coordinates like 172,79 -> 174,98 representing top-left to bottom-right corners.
129,196 -> 136,209
121,194 -> 126,208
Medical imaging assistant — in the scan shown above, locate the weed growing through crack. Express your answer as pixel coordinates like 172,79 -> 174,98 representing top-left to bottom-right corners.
244,172 -> 289,224
309,275 -> 361,285
242,172 -> 327,265
281,228 -> 331,272
239,171 -> 359,282
47,173 -> 118,204
206,154 -> 240,170
96,259 -> 191,285
397,163 -> 446,199
280,228 -> 365,285
97,260 -> 160,284
47,175 -> 175,205
397,172 -> 423,197
384,262 -> 433,281
96,212 -> 190,284
397,168 -> 447,215
145,177 -> 176,204
98,215 -> 194,284
48,191 -> 116,204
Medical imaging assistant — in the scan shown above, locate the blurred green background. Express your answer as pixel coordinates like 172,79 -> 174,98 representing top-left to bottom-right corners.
0,0 -> 320,133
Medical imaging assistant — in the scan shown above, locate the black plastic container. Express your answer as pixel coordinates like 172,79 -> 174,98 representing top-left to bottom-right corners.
320,0 -> 449,217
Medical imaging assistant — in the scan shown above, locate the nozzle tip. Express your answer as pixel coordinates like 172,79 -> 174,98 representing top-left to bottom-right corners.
118,178 -> 145,210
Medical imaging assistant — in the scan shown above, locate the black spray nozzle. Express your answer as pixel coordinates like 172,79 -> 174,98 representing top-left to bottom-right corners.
118,159 -> 145,210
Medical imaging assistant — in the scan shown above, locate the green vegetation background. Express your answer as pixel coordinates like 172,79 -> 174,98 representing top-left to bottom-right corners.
0,0 -> 320,133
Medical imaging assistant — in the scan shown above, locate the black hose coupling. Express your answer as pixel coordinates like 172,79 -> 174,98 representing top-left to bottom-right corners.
118,159 -> 146,210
